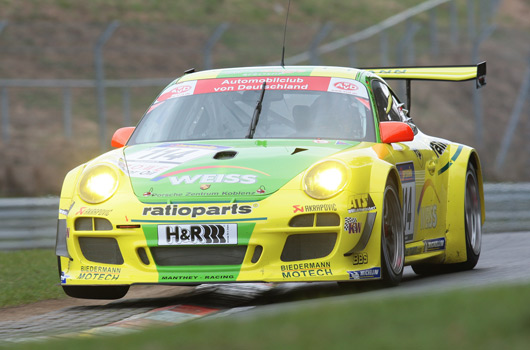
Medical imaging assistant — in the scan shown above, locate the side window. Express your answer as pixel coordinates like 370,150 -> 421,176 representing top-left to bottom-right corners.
371,80 -> 405,122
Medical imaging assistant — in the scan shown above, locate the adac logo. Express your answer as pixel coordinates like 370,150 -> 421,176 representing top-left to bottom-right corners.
156,83 -> 194,102
334,81 -> 358,91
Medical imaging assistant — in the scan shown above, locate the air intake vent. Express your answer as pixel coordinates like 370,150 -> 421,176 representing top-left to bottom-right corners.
75,217 -> 113,231
281,233 -> 337,262
79,237 -> 124,265
151,246 -> 247,266
289,213 -> 339,227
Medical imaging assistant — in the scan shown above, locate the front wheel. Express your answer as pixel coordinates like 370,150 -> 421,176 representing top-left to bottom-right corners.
380,177 -> 405,286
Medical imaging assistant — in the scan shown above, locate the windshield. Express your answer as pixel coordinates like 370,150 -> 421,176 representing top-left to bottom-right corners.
129,76 -> 376,144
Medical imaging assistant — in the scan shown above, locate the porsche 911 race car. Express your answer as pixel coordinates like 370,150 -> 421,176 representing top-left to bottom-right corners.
56,63 -> 486,299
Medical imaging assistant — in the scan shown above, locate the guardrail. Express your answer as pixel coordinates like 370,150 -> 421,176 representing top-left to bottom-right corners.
0,183 -> 528,251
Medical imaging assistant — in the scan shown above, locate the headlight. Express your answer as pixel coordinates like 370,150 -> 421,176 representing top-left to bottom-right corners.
303,160 -> 349,199
78,164 -> 119,204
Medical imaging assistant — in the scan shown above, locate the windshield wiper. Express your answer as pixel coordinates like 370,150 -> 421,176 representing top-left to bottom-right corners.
246,82 -> 267,139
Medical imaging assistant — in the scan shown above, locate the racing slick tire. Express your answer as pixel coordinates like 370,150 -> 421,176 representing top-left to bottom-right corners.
412,161 -> 482,275
380,177 -> 405,286
57,257 -> 129,299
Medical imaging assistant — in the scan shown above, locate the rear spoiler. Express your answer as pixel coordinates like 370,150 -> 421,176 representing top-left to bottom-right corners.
363,61 -> 486,112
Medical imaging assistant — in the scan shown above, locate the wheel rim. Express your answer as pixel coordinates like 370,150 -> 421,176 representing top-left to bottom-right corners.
465,169 -> 482,255
383,185 -> 404,275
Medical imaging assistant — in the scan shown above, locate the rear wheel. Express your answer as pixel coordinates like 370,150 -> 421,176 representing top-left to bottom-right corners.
380,177 -> 405,286
460,161 -> 482,269
412,161 -> 482,275
58,257 -> 129,299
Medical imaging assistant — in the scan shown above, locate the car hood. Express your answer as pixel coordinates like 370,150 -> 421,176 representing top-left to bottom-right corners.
122,139 -> 359,203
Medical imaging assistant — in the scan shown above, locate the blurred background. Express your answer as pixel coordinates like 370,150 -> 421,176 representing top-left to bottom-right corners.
0,0 -> 528,197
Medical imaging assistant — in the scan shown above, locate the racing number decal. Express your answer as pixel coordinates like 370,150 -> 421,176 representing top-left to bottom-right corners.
397,162 -> 416,241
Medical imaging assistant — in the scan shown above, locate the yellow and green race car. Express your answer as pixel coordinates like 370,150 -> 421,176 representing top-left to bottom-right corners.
56,63 -> 486,299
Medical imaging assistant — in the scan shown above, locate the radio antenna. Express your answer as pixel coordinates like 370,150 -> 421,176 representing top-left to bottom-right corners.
280,0 -> 291,67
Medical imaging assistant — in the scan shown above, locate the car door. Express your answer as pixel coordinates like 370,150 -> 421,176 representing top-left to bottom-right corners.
371,79 -> 442,243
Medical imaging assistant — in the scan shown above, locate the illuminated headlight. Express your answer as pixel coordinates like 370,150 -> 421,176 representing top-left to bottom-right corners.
303,160 -> 349,199
78,164 -> 119,204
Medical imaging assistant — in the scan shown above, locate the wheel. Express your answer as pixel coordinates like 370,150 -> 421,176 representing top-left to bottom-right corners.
460,161 -> 482,269
58,257 -> 129,299
412,161 -> 482,275
380,177 -> 405,286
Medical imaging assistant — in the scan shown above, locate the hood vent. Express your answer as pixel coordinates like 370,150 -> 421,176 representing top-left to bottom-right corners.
291,147 -> 308,155
213,150 -> 238,160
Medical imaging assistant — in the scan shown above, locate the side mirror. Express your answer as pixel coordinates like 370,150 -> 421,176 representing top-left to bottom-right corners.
111,127 -> 135,148
379,122 -> 414,144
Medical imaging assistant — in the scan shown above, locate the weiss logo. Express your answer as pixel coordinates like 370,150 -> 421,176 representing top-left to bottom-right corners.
334,81 -> 358,91
169,174 -> 257,185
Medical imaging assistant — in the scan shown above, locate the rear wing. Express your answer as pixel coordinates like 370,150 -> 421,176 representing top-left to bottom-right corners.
363,61 -> 486,111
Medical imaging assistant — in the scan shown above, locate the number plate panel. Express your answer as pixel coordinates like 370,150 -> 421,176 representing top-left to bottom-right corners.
157,224 -> 238,245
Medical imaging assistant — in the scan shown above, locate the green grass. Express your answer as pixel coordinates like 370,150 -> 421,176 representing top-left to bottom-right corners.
2,249 -> 530,349
4,283 -> 530,350
0,249 -> 67,308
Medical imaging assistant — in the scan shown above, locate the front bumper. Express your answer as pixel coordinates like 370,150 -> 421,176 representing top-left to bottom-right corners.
57,188 -> 384,286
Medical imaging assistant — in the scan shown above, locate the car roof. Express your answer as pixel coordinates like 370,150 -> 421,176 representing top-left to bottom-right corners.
177,65 -> 365,83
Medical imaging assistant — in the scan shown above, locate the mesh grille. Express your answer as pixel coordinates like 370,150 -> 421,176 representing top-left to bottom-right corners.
79,237 -> 124,265
281,233 -> 337,262
289,213 -> 340,227
151,246 -> 247,266
75,217 -> 113,231
316,213 -> 340,227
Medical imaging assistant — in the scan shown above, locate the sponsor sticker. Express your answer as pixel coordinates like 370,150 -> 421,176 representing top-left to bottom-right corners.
125,144 -> 229,179
327,78 -> 369,99
347,267 -> 381,280
420,205 -> 438,229
430,141 -> 448,158
347,194 -> 376,213
293,203 -> 337,213
281,261 -> 333,278
344,217 -> 362,234
397,162 -> 416,241
156,81 -> 197,103
143,203 -> 255,218
77,266 -> 121,281
169,173 -> 257,185
424,237 -> 446,252
158,224 -> 238,245
75,207 -> 113,216
352,252 -> 369,265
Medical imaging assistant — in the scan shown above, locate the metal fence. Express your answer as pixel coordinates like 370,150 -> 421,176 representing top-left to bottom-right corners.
0,0 -> 502,150
0,183 -> 528,251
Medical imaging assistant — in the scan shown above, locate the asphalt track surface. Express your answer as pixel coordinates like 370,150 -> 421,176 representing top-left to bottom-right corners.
1,231 -> 529,344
